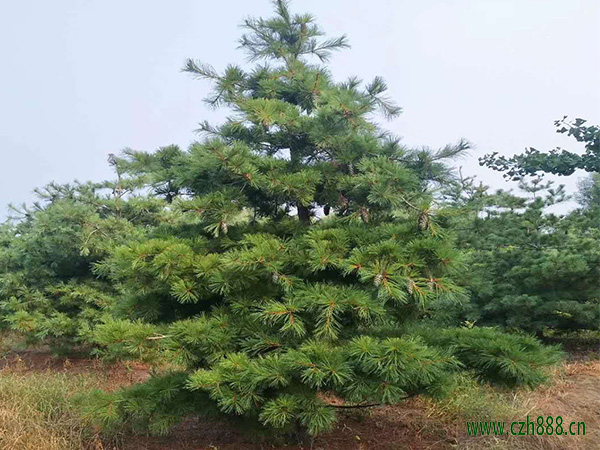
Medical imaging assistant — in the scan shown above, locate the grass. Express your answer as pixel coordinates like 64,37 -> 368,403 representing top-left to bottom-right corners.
425,373 -> 526,421
0,369 -> 107,450
419,362 -> 600,450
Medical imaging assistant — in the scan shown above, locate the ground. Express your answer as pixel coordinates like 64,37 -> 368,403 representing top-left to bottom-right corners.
0,343 -> 598,450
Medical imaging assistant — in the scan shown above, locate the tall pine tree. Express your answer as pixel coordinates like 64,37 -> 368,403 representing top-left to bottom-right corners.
80,1 -> 561,437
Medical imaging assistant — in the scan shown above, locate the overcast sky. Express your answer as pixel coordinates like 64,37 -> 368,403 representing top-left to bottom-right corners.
1,0 -> 599,218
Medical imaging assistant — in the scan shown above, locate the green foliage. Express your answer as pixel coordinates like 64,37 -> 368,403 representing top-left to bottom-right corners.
81,372 -> 218,436
0,182 -> 154,350
480,117 -> 600,179
576,173 -> 600,210
414,326 -> 563,388
442,175 -> 600,334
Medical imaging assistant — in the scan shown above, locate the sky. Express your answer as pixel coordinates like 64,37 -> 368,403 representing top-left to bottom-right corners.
1,0 -> 599,219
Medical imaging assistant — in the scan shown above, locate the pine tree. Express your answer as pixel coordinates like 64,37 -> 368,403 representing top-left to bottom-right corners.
0,181 -> 162,351
77,1 -> 561,437
442,175 -> 600,334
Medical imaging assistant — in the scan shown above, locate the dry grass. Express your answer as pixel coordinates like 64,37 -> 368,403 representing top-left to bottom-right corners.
0,370 -> 105,449
498,359 -> 600,450
426,359 -> 600,450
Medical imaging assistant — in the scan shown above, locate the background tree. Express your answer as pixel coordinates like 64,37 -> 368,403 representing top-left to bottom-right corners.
0,180 -> 162,351
480,117 -> 600,179
576,172 -> 600,211
442,175 -> 600,335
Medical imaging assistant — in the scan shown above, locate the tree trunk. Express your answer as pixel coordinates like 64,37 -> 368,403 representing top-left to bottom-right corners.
298,204 -> 311,225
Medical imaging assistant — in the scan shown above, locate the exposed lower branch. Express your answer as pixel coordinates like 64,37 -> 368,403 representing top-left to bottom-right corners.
326,393 -> 419,409
327,402 -> 380,409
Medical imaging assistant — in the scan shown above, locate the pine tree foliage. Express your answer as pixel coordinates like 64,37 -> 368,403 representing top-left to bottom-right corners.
414,326 -> 563,387
0,181 -> 161,350
442,175 -> 600,334
78,1 -> 561,435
